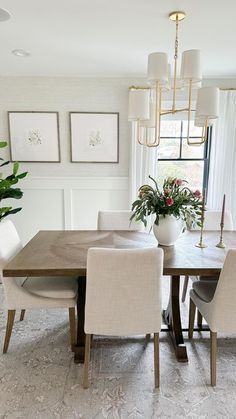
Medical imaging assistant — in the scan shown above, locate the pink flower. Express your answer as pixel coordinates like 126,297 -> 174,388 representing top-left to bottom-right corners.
193,190 -> 201,198
175,178 -> 183,186
166,197 -> 174,207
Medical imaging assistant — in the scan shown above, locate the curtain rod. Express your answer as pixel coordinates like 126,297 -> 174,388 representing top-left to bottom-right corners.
220,88 -> 236,91
129,86 -> 236,91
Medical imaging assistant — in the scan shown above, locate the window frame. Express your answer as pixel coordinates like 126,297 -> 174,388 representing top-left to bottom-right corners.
158,121 -> 212,191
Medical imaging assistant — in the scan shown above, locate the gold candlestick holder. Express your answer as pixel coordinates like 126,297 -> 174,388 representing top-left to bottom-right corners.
195,223 -> 208,248
216,222 -> 226,249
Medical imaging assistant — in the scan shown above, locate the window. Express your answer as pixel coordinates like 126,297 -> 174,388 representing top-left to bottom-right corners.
157,120 -> 212,191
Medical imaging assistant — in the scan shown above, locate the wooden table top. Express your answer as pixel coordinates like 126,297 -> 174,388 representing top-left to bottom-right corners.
3,230 -> 236,278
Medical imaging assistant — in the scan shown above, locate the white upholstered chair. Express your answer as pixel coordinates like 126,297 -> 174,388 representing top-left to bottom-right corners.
182,210 -> 233,303
83,247 -> 163,388
188,249 -> 236,386
0,220 -> 78,353
97,210 -> 143,231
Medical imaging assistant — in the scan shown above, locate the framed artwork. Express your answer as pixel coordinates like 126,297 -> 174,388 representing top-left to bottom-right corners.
70,112 -> 119,163
8,111 -> 60,162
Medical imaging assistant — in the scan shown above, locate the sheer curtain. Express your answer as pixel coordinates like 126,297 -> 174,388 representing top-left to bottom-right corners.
129,123 -> 158,206
208,91 -> 236,226
129,123 -> 158,230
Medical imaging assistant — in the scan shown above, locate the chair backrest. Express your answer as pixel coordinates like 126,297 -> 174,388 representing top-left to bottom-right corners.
85,247 -> 163,336
204,210 -> 233,230
97,210 -> 143,231
210,249 -> 236,332
0,220 -> 24,305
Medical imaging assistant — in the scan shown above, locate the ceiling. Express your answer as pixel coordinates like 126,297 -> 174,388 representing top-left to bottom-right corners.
0,0 -> 235,77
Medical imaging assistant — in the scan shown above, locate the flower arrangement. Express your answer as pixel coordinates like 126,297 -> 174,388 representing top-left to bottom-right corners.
131,175 -> 202,229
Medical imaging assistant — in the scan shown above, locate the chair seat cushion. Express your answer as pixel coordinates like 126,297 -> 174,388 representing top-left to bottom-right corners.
23,276 -> 78,299
192,280 -> 217,303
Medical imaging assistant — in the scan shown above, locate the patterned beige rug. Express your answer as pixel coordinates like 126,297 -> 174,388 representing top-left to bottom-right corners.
0,279 -> 236,419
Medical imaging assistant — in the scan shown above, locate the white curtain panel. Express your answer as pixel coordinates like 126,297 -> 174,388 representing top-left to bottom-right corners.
208,91 -> 236,226
129,123 -> 158,206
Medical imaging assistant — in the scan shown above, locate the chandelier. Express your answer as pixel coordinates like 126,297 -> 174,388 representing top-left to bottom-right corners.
128,11 -> 220,147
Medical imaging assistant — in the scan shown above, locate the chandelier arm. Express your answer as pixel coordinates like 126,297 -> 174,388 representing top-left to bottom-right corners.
152,81 -> 161,147
161,108 -> 189,116
187,119 -> 208,145
186,79 -> 193,144
137,119 -> 145,146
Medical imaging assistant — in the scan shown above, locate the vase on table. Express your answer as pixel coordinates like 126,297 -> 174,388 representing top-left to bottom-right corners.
153,215 -> 183,246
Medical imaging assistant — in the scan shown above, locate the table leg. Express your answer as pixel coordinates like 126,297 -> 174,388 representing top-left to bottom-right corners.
74,276 -> 86,364
162,275 -> 188,362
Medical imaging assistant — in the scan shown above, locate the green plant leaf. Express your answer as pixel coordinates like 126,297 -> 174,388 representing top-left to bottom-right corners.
0,141 -> 7,148
13,161 -> 19,175
17,171 -> 28,179
0,161 -> 10,167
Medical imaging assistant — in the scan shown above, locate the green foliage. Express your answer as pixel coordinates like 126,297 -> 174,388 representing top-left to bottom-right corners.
131,176 -> 203,229
0,142 -> 28,222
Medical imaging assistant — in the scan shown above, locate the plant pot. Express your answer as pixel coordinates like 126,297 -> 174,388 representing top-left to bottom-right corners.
153,215 -> 183,246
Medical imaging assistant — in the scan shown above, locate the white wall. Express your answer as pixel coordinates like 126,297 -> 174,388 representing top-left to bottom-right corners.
0,77 -> 134,243
1,76 -> 236,244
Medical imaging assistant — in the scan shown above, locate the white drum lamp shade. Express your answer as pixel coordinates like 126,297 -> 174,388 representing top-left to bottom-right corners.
128,90 -> 150,121
181,49 -> 202,83
196,87 -> 220,120
147,52 -> 168,85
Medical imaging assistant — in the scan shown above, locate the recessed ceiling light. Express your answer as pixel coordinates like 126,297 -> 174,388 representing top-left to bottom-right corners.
12,49 -> 31,57
0,8 -> 11,21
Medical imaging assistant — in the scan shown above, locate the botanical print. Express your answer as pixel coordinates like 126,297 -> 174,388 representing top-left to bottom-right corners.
89,130 -> 103,148
70,112 -> 119,162
8,112 -> 60,162
28,129 -> 42,146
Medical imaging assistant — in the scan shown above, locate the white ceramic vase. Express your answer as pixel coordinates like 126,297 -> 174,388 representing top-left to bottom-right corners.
153,215 -> 183,246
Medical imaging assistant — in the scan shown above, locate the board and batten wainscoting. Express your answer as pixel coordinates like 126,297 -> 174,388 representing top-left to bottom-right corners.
7,176 -> 129,245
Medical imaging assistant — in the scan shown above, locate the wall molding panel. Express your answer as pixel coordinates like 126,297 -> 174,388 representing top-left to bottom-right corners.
11,176 -> 129,244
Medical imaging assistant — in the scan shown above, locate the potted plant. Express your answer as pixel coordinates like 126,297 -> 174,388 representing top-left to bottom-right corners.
131,176 -> 202,246
0,141 -> 28,222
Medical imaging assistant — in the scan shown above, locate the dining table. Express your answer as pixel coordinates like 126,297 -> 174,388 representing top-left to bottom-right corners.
3,229 -> 236,363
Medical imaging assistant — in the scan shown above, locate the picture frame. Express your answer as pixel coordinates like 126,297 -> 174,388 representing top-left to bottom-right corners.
8,111 -> 60,162
70,112 -> 119,163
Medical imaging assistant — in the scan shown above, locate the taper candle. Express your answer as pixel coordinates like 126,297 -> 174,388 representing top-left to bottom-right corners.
201,188 -> 206,225
221,194 -> 226,225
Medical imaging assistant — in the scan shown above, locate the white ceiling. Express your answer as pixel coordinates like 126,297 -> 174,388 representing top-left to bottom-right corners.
0,0 -> 235,77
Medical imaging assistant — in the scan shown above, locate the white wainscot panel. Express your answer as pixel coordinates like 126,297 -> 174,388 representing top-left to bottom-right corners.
72,188 -> 129,230
7,177 -> 129,244
9,189 -> 64,245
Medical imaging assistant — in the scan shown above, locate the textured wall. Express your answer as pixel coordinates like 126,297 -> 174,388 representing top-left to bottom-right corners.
0,76 -> 138,177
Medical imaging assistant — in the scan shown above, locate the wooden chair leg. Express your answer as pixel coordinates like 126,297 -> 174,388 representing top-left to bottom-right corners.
68,307 -> 76,351
154,333 -> 160,388
210,331 -> 217,386
20,309 -> 26,321
182,276 -> 189,302
197,310 -> 203,330
188,298 -> 196,339
83,334 -> 91,389
3,310 -> 16,354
